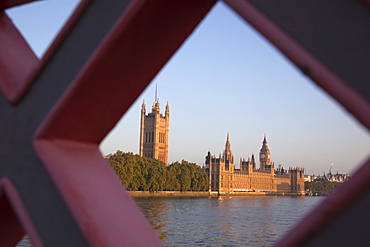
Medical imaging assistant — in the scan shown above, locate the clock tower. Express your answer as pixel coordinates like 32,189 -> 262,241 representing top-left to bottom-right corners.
259,135 -> 271,170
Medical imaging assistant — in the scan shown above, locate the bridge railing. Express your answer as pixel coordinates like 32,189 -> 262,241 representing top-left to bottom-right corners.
1,0 -> 369,246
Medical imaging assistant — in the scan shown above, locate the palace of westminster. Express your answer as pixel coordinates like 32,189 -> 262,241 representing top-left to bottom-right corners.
139,98 -> 305,194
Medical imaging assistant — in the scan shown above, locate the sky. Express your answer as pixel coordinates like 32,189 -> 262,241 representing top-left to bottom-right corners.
6,1 -> 370,175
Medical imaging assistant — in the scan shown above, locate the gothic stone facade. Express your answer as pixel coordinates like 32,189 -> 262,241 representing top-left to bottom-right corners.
139,99 -> 170,165
205,134 -> 305,194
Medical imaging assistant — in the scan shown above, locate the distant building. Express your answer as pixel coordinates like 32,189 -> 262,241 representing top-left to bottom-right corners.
205,134 -> 305,195
314,173 -> 350,183
139,99 -> 170,165
326,173 -> 350,182
304,175 -> 314,182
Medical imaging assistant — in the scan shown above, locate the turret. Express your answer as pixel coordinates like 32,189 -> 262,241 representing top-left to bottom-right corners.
165,101 -> 170,118
139,100 -> 146,157
205,151 -> 212,170
152,101 -> 160,113
251,154 -> 256,169
141,99 -> 146,112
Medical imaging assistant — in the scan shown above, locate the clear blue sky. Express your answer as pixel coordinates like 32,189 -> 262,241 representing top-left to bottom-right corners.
7,1 -> 370,175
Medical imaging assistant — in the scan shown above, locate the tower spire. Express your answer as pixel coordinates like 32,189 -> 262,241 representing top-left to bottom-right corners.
225,132 -> 230,150
260,134 -> 271,170
223,133 -> 233,164
155,81 -> 158,102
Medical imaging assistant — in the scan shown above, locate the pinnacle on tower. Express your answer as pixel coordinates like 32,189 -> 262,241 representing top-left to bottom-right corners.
165,101 -> 170,117
166,101 -> 170,110
225,132 -> 231,150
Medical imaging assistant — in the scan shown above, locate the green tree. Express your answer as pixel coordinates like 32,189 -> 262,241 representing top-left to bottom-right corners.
179,163 -> 191,191
107,151 -> 164,191
166,161 -> 209,191
145,159 -> 166,192
305,179 -> 340,194
165,165 -> 180,191
107,151 -> 209,192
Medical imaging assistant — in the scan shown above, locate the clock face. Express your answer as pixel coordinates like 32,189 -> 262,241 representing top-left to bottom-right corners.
261,154 -> 265,158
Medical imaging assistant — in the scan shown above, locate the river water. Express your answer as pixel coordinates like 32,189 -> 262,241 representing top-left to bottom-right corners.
134,196 -> 324,246
17,196 -> 323,246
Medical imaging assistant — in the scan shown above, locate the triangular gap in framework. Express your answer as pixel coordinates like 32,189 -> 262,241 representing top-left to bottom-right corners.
32,0 -> 216,246
221,0 -> 370,246
102,1 -> 368,176
0,178 -> 42,246
2,0 -> 368,245
5,0 -> 81,58
2,0 -> 85,104
101,0 -> 370,246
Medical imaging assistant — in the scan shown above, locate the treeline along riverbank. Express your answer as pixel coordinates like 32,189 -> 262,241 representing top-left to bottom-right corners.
106,151 -> 209,192
128,191 -> 305,197
107,151 -> 339,197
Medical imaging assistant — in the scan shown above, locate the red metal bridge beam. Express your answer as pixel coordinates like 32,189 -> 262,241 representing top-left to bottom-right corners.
1,0 -> 370,246
0,5 -> 39,103
224,1 -> 370,246
0,178 -> 43,246
36,2 -> 216,245
0,0 -> 37,9
1,0 -> 216,246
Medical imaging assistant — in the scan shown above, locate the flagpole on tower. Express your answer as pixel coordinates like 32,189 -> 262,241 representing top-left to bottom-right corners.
155,81 -> 158,102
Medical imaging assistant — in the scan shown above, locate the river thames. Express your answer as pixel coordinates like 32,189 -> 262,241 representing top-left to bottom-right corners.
134,196 -> 324,246
17,196 -> 323,246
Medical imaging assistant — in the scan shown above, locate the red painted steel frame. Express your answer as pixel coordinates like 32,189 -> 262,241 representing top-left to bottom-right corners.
0,0 -> 36,9
225,0 -> 370,130
0,8 -> 39,102
34,0 -> 216,246
1,0 -> 370,246
0,0 -> 90,104
224,0 -> 370,246
0,0 -> 215,245
0,178 -> 43,246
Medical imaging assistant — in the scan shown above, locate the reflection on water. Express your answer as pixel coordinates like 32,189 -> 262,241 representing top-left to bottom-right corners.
137,198 -> 170,240
134,196 -> 323,246
14,196 -> 322,246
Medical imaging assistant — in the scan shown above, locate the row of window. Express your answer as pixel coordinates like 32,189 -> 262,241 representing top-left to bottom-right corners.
145,131 -> 154,143
145,131 -> 166,144
159,132 -> 166,144
144,153 -> 153,158
219,183 -> 232,188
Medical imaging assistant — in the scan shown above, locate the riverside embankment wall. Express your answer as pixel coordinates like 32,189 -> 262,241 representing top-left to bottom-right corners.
128,191 -> 305,197
128,191 -> 209,197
